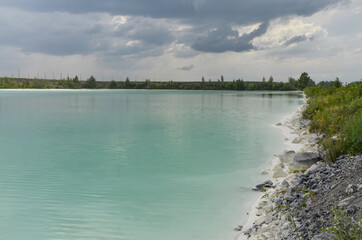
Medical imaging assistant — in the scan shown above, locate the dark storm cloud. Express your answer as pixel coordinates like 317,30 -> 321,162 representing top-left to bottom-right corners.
0,0 -> 344,23
192,22 -> 269,52
0,0 -> 346,56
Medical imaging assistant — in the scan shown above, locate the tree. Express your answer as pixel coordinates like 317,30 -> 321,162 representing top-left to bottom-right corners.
333,77 -> 342,88
235,79 -> 245,90
297,72 -> 315,89
110,80 -> 117,89
124,77 -> 130,88
221,75 -> 224,82
268,76 -> 274,89
201,76 -> 205,88
84,75 -> 97,89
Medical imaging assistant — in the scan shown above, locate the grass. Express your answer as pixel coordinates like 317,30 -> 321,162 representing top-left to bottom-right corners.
327,208 -> 362,240
303,81 -> 362,161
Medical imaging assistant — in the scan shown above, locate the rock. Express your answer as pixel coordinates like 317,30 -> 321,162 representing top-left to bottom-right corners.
252,180 -> 274,191
272,164 -> 282,172
321,150 -> 330,161
289,152 -> 320,172
273,169 -> 288,178
311,232 -> 336,240
254,216 -> 267,225
338,196 -> 355,207
264,214 -> 273,224
263,180 -> 273,188
305,164 -> 318,175
345,184 -> 358,195
331,134 -> 340,141
330,184 -> 338,190
234,226 -> 242,231
261,169 -> 269,175
279,150 -> 296,164
347,204 -> 358,214
263,204 -> 274,213
292,137 -> 302,144
304,119 -> 312,127
276,122 -> 282,126
243,228 -> 252,236
281,180 -> 290,188
309,133 -> 320,143
256,200 -> 268,209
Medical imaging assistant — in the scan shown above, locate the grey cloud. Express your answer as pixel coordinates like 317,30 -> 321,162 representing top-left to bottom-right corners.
177,64 -> 194,71
128,26 -> 174,47
0,0 -> 346,56
0,9 -> 172,57
283,35 -> 312,47
192,22 -> 269,52
0,0 -> 344,23
0,11 -> 94,56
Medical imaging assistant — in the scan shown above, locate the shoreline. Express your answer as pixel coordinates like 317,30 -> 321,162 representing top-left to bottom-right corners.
236,98 -> 361,239
235,102 -> 308,239
236,98 -> 320,239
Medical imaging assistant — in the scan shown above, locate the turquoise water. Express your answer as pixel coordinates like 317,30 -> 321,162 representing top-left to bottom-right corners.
0,90 -> 303,240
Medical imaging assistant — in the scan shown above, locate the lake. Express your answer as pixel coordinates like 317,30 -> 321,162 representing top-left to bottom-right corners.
0,90 -> 303,240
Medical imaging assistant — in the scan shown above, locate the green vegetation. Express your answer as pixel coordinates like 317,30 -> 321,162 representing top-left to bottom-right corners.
326,208 -> 362,240
0,72 -> 315,91
303,80 -> 362,160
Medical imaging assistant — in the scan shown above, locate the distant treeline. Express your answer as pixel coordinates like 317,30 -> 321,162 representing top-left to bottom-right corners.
0,72 -> 348,91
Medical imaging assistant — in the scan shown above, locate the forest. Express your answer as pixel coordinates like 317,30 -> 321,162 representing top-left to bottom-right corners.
0,72 -> 320,91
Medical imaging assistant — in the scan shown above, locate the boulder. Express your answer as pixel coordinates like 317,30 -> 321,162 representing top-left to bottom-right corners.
305,164 -> 318,175
273,169 -> 288,178
279,150 -> 296,164
289,152 -> 320,172
252,180 -> 274,191
272,164 -> 282,172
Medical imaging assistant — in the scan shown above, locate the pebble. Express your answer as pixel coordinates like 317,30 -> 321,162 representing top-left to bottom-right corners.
347,204 -> 358,214
242,108 -> 361,240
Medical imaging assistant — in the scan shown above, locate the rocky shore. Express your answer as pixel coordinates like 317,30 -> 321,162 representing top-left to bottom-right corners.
237,106 -> 362,240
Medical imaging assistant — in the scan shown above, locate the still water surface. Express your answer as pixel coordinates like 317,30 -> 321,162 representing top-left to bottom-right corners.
0,90 -> 303,240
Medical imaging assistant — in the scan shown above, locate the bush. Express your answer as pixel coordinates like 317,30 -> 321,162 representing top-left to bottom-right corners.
328,207 -> 362,240
303,81 -> 362,161
342,111 -> 362,155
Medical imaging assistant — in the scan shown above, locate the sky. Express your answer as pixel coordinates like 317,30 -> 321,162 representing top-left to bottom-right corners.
0,0 -> 361,83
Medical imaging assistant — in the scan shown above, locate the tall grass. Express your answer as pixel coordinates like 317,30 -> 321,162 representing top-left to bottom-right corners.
303,81 -> 362,160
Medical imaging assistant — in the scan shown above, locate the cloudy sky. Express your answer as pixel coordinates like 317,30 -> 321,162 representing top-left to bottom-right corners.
0,0 -> 361,82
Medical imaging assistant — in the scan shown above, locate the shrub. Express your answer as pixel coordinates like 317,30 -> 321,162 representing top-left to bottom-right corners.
303,81 -> 362,161
342,111 -> 362,155
328,207 -> 362,240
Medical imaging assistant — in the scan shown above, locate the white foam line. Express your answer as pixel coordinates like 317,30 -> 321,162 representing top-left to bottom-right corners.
236,96 -> 307,240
